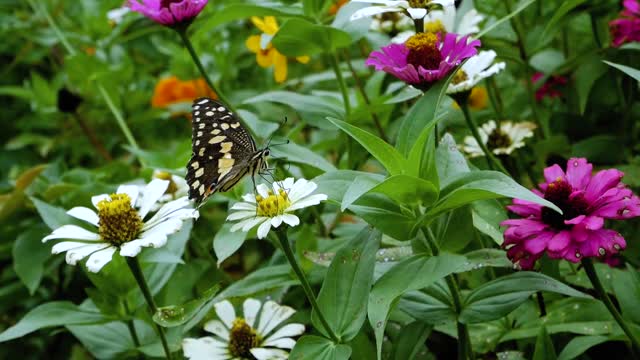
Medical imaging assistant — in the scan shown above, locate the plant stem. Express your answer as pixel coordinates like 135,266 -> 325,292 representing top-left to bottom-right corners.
177,30 -> 234,112
72,113 -> 112,162
459,102 -> 508,174
424,228 -> 474,360
329,53 -> 351,116
342,50 -> 387,141
535,292 -> 547,317
123,301 -> 141,347
126,257 -> 172,359
486,78 -> 504,119
275,230 -> 340,343
582,258 -> 640,356
590,14 -> 603,48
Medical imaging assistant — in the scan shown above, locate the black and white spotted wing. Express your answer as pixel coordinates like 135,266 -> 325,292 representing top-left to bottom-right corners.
185,97 -> 270,205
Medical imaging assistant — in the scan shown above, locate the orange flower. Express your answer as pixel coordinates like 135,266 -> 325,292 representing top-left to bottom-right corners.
84,47 -> 96,56
329,0 -> 348,15
151,76 -> 217,108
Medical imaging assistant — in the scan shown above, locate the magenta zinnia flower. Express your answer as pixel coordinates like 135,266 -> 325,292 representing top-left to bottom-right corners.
610,0 -> 640,47
501,158 -> 640,269
128,0 -> 208,27
532,72 -> 567,102
366,32 -> 480,91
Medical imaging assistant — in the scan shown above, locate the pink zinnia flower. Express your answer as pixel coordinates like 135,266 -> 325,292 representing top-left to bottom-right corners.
610,0 -> 640,47
501,158 -> 640,269
128,0 -> 208,27
532,72 -> 567,102
365,32 -> 480,91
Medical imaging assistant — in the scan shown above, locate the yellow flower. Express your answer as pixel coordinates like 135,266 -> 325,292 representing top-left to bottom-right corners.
245,16 -> 310,83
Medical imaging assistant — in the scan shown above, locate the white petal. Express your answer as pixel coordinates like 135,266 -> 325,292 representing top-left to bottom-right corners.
226,211 -> 257,221
143,196 -> 195,230
52,241 -> 95,254
406,7 -> 426,19
250,348 -> 289,360
431,0 -> 454,6
263,337 -> 296,349
65,243 -> 111,265
391,30 -> 414,44
119,223 -> 174,257
265,323 -> 305,342
270,216 -> 283,228
116,184 -> 140,208
91,194 -> 109,209
256,184 -> 270,198
280,214 -> 300,227
230,202 -> 257,211
204,320 -> 230,340
243,298 -> 262,328
287,179 -> 314,202
142,215 -> 186,239
242,193 -> 257,203
214,301 -> 236,329
351,6 -> 403,21
256,220 -> 272,239
85,246 -> 117,272
257,301 -> 295,337
182,337 -> 230,360
287,194 -> 327,211
66,207 -> 99,226
230,217 -> 262,233
43,225 -> 100,242
458,8 -> 484,35
350,0 -> 407,4
138,179 -> 170,219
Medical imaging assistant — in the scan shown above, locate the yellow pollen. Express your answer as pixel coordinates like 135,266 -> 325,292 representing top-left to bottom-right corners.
451,70 -> 469,85
424,20 -> 446,34
153,171 -> 178,194
408,0 -> 429,8
228,318 -> 262,358
255,189 -> 291,217
96,193 -> 142,246
405,32 -> 442,71
405,32 -> 439,51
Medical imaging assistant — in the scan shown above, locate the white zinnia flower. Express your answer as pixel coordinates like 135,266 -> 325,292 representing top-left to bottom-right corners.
182,298 -> 305,360
462,120 -> 537,158
447,50 -> 506,94
107,7 -> 130,25
42,179 -> 198,273
391,2 -> 484,43
350,0 -> 454,21
137,170 -> 189,211
226,178 -> 327,239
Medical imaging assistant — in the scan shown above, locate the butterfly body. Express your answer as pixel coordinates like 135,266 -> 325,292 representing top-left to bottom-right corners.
186,97 -> 269,205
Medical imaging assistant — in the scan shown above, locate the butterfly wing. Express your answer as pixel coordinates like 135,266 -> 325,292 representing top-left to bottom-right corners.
186,97 -> 257,204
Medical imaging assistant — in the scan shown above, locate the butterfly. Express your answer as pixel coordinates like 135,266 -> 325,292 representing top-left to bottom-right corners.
186,97 -> 270,205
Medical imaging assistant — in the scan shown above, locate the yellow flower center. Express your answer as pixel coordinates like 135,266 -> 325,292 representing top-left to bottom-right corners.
97,193 -> 142,246
154,171 -> 178,195
405,32 -> 442,70
408,0 -> 429,8
255,189 -> 291,217
424,19 -> 446,34
451,70 -> 469,85
228,318 -> 262,358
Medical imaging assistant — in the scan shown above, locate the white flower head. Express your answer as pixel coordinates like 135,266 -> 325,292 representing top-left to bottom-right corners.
226,178 -> 327,239
463,120 -> 537,158
391,2 -> 484,43
182,298 -> 305,360
350,0 -> 454,21
137,170 -> 189,211
107,7 -> 130,25
448,50 -> 506,94
42,179 -> 198,273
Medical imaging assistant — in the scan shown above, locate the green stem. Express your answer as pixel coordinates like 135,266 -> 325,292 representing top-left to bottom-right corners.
177,30 -> 235,113
424,228 -> 474,360
276,230 -> 340,343
582,258 -> 640,356
123,301 -> 141,347
329,53 -> 351,116
459,102 -> 509,175
126,257 -> 172,359
486,77 -> 504,119
590,14 -> 602,48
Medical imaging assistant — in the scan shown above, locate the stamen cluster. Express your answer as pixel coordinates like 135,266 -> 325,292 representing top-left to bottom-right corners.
97,194 -> 142,246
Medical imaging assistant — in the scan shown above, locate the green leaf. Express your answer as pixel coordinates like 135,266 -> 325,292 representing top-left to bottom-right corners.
612,264 -> 640,324
398,283 -> 456,325
432,206 -> 474,253
407,121 -> 439,185
331,2 -> 372,42
313,228 -> 381,341
272,18 -> 352,56
542,0 -> 589,37
575,57 -> 607,114
572,135 -> 627,164
327,117 -> 408,175
476,0 -> 535,38
153,284 -> 221,327
272,141 -> 337,172
557,335 -> 610,360
603,60 -> 640,81
368,253 -> 468,359
0,301 -> 109,342
426,171 -> 562,220
290,335 -> 352,360
201,4 -> 306,29
533,326 -> 557,360
213,223 -> 248,266
436,133 -> 470,187
349,194 -> 416,240
390,321 -> 432,360
460,272 -> 591,323
342,175 -> 438,210
315,170 -> 385,203
30,197 -> 74,230
67,320 -> 148,359
13,226 -> 52,294
471,200 -> 507,245
396,81 -> 447,157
